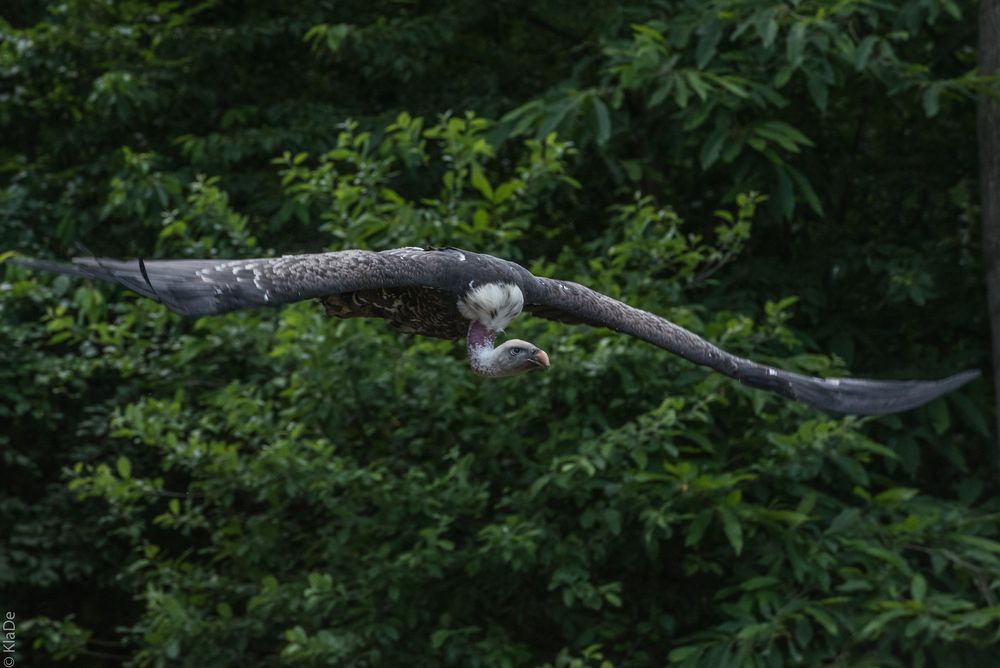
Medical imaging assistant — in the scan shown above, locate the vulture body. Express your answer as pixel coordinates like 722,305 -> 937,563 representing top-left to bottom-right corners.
16,247 -> 978,414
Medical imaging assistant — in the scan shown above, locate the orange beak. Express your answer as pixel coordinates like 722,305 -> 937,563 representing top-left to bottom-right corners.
530,349 -> 550,369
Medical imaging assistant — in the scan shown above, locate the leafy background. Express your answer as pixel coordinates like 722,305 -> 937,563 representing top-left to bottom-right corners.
1,1 -> 997,666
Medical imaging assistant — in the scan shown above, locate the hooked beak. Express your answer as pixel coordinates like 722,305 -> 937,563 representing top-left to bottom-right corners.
529,348 -> 550,369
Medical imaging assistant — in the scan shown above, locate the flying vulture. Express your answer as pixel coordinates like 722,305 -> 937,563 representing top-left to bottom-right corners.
15,247 -> 977,414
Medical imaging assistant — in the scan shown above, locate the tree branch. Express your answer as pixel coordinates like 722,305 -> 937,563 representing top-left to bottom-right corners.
977,0 -> 1000,467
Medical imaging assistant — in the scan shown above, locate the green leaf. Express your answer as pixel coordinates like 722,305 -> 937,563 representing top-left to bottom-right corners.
786,23 -> 807,68
591,97 -> 612,145
854,35 -> 879,71
536,96 -> 579,139
805,606 -> 839,635
737,622 -> 773,640
493,180 -> 521,205
605,508 -> 622,535
860,609 -> 910,638
954,535 -> 1000,554
928,398 -> 950,433
473,208 -> 489,229
755,509 -> 810,526
874,487 -> 918,505
668,645 -> 703,662
806,72 -> 828,110
755,121 -> 814,149
795,490 -> 817,515
740,576 -> 780,591
649,82 -> 672,107
685,71 -> 710,101
719,508 -> 743,555
621,159 -> 642,182
116,456 -> 132,479
774,168 -> 794,219
774,64 -> 795,87
431,629 -> 449,650
760,16 -> 778,48
860,545 -> 907,571
911,574 -> 927,602
696,20 -> 723,68
786,165 -> 824,215
923,82 -> 943,118
950,392 -> 990,437
674,74 -> 691,107
700,128 -> 728,169
685,509 -> 713,547
470,164 -> 493,201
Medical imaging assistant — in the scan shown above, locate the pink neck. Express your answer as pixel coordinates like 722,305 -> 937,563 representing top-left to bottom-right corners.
467,321 -> 497,376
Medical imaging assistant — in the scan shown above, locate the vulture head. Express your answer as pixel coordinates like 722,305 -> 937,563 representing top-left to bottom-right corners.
470,338 -> 550,378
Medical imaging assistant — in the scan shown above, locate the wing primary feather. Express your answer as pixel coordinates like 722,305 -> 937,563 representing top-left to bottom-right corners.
526,277 -> 979,415
137,257 -> 163,305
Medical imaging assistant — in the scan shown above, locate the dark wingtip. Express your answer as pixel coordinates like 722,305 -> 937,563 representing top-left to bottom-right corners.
797,368 -> 981,416
950,369 -> 982,385
10,256 -> 91,278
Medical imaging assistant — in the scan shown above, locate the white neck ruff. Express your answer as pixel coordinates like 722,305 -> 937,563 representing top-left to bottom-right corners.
457,283 -> 524,331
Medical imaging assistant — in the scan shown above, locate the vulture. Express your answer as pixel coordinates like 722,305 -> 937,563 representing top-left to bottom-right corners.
15,246 -> 978,415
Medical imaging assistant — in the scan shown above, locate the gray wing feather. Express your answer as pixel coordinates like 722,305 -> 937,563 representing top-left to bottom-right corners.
525,277 -> 979,415
15,250 -> 459,317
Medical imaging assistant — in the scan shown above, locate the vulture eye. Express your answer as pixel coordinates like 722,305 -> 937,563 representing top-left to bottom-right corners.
509,347 -> 523,356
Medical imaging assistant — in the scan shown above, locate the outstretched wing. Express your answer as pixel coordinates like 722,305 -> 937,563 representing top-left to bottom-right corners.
14,248 -> 463,317
525,276 -> 978,415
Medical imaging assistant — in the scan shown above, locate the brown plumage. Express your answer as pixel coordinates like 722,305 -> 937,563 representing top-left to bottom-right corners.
322,286 -> 468,338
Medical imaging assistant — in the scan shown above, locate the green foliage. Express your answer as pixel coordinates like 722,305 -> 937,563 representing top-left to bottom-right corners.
272,113 -> 578,253
505,0 -> 987,222
0,1 -> 994,666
